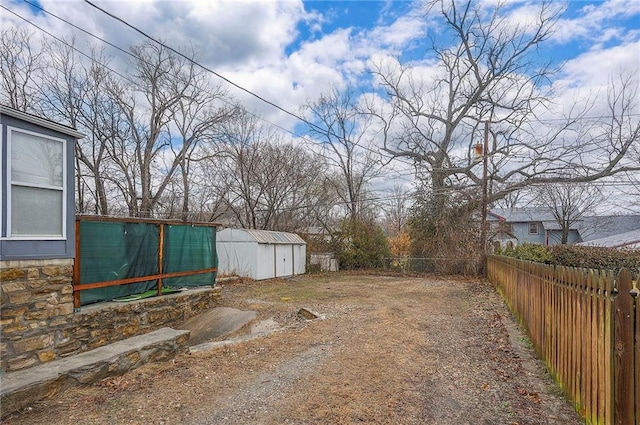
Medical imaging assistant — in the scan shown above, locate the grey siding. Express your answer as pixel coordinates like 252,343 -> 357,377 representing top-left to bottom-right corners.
1,111 -> 77,260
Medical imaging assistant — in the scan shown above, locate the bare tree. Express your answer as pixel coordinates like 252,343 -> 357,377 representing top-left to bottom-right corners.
0,27 -> 42,112
368,0 -> 638,215
365,0 -> 639,261
214,111 -> 327,230
168,80 -> 239,219
535,182 -> 603,244
618,173 -> 640,214
109,41 -> 235,217
38,40 -> 120,215
304,86 -> 382,222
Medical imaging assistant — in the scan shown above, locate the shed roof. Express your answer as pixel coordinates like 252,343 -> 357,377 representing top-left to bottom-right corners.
217,228 -> 306,244
1,105 -> 84,139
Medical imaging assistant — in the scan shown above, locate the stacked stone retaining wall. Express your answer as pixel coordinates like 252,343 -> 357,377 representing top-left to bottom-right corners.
1,259 -> 220,372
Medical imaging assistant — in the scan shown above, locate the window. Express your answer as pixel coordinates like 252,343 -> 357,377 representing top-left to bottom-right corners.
528,222 -> 539,235
7,127 -> 66,238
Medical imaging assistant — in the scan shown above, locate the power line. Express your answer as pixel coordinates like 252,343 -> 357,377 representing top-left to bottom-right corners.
21,0 -> 136,61
4,1 -> 408,183
81,0 -> 317,132
0,4 -> 137,87
8,0 -> 418,182
79,0 -> 419,169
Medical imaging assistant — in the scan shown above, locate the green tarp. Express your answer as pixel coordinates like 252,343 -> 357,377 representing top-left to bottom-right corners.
163,224 -> 217,287
78,221 -> 216,306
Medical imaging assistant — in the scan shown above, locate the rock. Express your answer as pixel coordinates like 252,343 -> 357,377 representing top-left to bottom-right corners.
297,307 -> 323,320
1,281 -> 26,293
0,269 -> 25,281
13,335 -> 54,354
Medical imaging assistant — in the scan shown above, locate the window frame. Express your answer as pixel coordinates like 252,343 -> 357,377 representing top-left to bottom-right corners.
528,222 -> 539,235
5,126 -> 67,240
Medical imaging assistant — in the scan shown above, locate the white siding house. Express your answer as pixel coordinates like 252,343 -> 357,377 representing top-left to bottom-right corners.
216,228 -> 306,280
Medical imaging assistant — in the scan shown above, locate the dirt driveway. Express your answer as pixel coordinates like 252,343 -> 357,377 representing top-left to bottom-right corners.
2,274 -> 582,425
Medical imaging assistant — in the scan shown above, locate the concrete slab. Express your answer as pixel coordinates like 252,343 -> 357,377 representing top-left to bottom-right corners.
177,307 -> 257,346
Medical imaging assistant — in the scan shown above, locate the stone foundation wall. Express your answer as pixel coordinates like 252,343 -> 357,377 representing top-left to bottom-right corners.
1,259 -> 221,372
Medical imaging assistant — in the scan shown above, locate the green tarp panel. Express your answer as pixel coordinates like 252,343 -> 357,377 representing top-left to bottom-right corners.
163,224 -> 217,287
79,221 -> 159,305
78,220 -> 217,306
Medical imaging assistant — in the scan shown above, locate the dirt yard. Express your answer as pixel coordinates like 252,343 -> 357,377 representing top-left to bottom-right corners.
2,274 -> 582,425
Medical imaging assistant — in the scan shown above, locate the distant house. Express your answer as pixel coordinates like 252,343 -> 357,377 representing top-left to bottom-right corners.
0,106 -> 83,260
487,207 -> 640,248
488,208 -> 582,247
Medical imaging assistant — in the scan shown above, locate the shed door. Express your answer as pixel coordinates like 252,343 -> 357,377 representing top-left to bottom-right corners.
275,245 -> 293,277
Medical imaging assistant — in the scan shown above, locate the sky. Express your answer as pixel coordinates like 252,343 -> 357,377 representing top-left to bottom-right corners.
2,0 -> 640,207
5,0 -> 637,121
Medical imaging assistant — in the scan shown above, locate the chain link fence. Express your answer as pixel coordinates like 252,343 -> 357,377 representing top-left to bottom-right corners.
381,257 -> 483,276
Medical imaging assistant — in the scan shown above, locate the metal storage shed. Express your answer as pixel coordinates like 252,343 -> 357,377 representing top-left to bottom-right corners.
216,228 -> 306,280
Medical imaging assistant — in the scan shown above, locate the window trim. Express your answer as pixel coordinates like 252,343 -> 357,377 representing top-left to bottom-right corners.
528,222 -> 539,235
5,126 -> 67,240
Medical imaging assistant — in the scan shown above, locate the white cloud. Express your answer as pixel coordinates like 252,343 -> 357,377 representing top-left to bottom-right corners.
367,12 -> 427,49
36,0 -> 307,70
547,40 -> 640,121
553,0 -> 640,45
5,0 -> 637,151
557,40 -> 640,88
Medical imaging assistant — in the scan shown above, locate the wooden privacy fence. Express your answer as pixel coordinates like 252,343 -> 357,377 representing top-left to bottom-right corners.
487,255 -> 639,425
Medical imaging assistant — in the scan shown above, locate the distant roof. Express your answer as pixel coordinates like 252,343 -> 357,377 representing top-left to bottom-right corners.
541,221 -> 577,231
489,207 -> 556,222
217,228 -> 306,244
577,215 -> 640,242
1,105 -> 84,139
578,228 -> 640,249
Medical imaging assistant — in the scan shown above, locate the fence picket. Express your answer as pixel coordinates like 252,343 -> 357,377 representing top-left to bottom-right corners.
590,269 -> 598,423
569,267 -> 576,407
636,276 -> 640,425
604,270 -> 614,425
596,270 -> 606,425
583,269 -> 592,421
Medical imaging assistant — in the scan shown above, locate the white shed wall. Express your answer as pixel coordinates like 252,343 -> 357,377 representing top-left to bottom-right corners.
216,241 -> 257,278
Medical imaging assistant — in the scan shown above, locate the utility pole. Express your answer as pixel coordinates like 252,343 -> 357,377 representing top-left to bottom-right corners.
480,121 -> 489,252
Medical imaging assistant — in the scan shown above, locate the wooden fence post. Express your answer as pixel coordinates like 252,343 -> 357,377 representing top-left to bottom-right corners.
636,273 -> 640,425
73,218 -> 81,311
158,223 -> 164,296
613,268 -> 635,425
